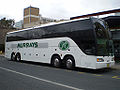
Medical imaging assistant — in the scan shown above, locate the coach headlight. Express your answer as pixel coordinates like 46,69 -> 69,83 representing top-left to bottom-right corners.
111,57 -> 114,61
97,58 -> 104,62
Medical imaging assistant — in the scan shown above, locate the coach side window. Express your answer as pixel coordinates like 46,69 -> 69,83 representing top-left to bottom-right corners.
16,31 -> 28,41
27,28 -> 45,40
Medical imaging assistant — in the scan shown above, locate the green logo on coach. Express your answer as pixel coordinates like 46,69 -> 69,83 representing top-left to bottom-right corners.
17,42 -> 38,48
59,41 -> 69,51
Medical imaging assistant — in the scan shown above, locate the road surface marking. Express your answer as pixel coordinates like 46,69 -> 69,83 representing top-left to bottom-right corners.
112,76 -> 120,79
112,76 -> 118,78
92,74 -> 103,77
0,66 -> 83,90
78,72 -> 85,74
66,70 -> 72,72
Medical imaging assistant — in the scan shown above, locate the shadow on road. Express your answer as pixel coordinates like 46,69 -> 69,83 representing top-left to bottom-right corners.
9,59 -> 117,74
74,67 -> 116,74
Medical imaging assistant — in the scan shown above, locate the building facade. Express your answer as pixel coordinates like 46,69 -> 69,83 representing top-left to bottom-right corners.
23,6 -> 57,28
103,14 -> 120,61
23,6 -> 40,28
15,20 -> 23,29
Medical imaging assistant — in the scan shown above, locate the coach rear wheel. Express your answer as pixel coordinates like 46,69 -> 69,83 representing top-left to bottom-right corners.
11,53 -> 15,61
65,56 -> 75,69
52,55 -> 61,68
15,53 -> 21,61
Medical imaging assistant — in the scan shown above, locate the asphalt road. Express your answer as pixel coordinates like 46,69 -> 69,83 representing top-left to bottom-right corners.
0,56 -> 120,90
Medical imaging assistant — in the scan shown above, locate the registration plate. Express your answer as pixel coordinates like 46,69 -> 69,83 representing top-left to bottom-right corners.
107,64 -> 110,67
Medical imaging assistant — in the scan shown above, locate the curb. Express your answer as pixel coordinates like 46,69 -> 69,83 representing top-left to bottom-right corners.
0,54 -> 4,57
111,63 -> 120,70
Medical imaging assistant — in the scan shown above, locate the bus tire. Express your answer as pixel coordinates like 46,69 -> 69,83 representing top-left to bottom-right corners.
11,53 -> 15,61
51,55 -> 61,68
65,56 -> 75,69
15,53 -> 21,61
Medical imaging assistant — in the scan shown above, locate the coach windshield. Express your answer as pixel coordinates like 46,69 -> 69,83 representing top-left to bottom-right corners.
94,20 -> 114,56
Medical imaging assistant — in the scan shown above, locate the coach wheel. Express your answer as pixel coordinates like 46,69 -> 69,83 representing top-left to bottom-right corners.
52,55 -> 61,68
65,56 -> 75,69
11,53 -> 15,61
15,53 -> 21,61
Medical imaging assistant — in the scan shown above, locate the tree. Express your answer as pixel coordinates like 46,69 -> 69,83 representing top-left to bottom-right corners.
0,17 -> 15,29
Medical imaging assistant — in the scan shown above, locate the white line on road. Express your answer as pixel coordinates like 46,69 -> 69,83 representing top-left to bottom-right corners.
0,66 -> 83,90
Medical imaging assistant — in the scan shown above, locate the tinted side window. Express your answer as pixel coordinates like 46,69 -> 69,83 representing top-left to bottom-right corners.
15,31 -> 28,41
6,19 -> 93,42
95,22 -> 108,39
27,28 -> 45,40
71,30 -> 96,55
7,31 -> 28,42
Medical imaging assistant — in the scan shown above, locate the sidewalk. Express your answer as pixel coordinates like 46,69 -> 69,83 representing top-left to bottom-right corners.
0,54 -> 4,56
112,63 -> 120,70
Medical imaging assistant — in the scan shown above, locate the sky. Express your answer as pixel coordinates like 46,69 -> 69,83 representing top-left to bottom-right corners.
0,0 -> 120,22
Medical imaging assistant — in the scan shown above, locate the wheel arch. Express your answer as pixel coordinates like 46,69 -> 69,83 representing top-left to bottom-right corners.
63,54 -> 75,60
11,52 -> 15,55
16,52 -> 21,55
16,52 -> 21,60
63,54 -> 76,65
11,52 -> 16,60
50,54 -> 61,64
